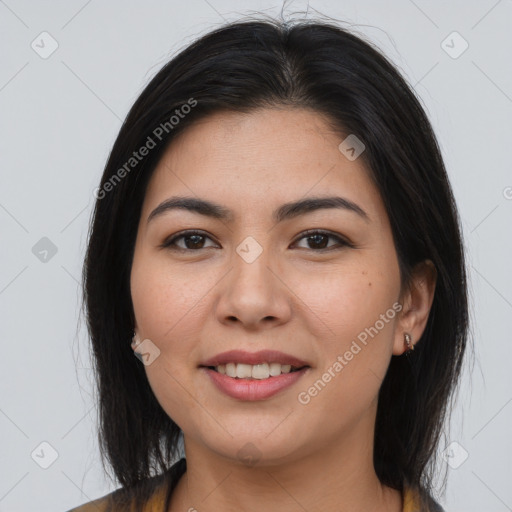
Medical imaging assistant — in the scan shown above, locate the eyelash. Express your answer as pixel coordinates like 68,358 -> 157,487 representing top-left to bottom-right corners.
160,229 -> 354,252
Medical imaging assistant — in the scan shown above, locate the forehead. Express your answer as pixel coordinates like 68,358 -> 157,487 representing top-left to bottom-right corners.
141,108 -> 385,224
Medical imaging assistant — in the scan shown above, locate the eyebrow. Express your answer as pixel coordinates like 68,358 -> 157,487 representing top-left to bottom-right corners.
147,195 -> 370,225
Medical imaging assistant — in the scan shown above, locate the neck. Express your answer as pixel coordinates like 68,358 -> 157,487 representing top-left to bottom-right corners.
169,413 -> 402,512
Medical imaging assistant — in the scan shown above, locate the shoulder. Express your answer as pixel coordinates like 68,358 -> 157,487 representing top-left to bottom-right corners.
65,492 -> 111,512
403,485 -> 446,512
65,482 -> 166,512
65,458 -> 186,512
65,479 -> 168,512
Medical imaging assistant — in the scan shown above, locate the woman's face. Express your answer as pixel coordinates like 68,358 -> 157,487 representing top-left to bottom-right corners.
130,107 -> 410,465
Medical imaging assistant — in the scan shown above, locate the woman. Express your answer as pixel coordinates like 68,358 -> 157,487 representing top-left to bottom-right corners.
69,16 -> 468,512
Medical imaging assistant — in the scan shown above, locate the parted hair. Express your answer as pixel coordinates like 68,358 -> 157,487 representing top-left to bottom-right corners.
81,15 -> 468,511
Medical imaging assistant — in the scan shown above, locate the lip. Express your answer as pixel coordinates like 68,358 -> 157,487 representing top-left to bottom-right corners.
201,366 -> 310,401
199,349 -> 309,368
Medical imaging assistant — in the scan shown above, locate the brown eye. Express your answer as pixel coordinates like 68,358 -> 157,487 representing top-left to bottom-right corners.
161,230 -> 218,251
160,229 -> 352,253
293,230 -> 352,251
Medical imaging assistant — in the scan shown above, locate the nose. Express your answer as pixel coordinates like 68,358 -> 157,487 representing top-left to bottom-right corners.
214,243 -> 292,331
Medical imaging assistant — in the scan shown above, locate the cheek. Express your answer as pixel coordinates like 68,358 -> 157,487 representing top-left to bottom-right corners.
290,258 -> 400,403
131,253 -> 211,342
130,256 -> 212,430
286,261 -> 399,344
295,271 -> 398,427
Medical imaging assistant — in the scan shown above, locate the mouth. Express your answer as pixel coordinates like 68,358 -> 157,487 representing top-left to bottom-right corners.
200,365 -> 310,401
199,349 -> 311,380
201,362 -> 309,380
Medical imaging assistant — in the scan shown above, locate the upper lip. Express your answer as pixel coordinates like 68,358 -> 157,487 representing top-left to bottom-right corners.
199,350 -> 310,368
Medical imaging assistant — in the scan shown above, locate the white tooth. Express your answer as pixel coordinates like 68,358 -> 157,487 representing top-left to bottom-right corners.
222,362 -> 296,378
225,363 -> 237,377
252,363 -> 270,380
236,363 -> 253,378
269,363 -> 282,376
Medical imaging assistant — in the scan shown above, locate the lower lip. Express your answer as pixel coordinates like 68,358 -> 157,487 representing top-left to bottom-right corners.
201,367 -> 309,401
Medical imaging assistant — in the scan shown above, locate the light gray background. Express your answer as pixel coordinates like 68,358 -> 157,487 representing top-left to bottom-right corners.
1,1 -> 511,511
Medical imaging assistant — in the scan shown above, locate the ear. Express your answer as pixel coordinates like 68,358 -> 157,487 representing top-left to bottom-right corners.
392,259 -> 437,356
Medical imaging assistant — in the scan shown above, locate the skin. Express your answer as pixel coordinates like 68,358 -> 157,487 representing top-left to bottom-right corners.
130,107 -> 437,512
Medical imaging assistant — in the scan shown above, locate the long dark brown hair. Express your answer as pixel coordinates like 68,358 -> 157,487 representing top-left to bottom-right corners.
81,15 -> 469,512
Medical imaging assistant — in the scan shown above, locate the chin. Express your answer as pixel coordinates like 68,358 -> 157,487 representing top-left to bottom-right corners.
194,421 -> 312,467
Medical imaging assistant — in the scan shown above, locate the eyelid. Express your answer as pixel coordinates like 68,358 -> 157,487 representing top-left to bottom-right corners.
160,229 -> 219,250
291,229 -> 354,249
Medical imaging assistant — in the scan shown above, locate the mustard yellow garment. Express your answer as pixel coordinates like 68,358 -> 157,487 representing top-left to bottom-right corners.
67,482 -> 426,511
